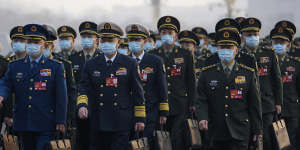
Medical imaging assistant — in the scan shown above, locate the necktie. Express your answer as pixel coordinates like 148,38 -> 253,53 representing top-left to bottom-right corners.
31,61 -> 38,69
136,58 -> 140,64
86,54 -> 91,62
225,67 -> 230,78
107,60 -> 113,66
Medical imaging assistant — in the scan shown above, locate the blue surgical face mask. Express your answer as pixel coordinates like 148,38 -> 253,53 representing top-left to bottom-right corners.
81,37 -> 94,49
208,44 -> 217,54
100,42 -> 117,55
59,40 -> 72,51
144,42 -> 154,51
43,48 -> 51,58
217,48 -> 235,63
273,44 -> 287,55
155,40 -> 162,48
129,41 -> 143,53
26,44 -> 41,57
245,35 -> 260,48
161,34 -> 174,45
199,39 -> 204,47
117,48 -> 128,55
12,42 -> 26,53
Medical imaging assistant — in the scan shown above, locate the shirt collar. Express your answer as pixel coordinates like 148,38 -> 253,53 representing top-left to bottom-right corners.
29,55 -> 43,63
83,49 -> 96,57
104,53 -> 117,62
221,61 -> 235,71
132,51 -> 145,60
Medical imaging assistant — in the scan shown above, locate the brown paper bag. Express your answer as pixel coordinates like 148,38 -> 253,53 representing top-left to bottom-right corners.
273,118 -> 291,150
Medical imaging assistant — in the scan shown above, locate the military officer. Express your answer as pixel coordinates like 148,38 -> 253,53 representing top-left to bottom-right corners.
274,21 -> 299,60
178,30 -> 204,80
0,24 -> 68,150
205,18 -> 258,74
149,16 -> 196,150
2,26 -> 27,130
8,26 -> 27,62
68,21 -> 101,150
117,38 -> 131,55
57,25 -> 77,60
192,27 -> 209,57
125,24 -> 169,150
43,24 -> 77,132
198,29 -> 263,150
270,27 -> 300,150
240,18 -> 283,150
76,22 -> 145,150
70,21 -> 101,83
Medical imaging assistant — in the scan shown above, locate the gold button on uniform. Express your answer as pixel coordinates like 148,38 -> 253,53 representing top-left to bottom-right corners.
114,93 -> 118,97
168,83 -> 171,86
225,96 -> 228,99
100,94 -> 104,97
28,105 -> 32,108
100,85 -> 104,88
225,86 -> 229,90
29,96 -> 32,100
113,102 -> 118,106
167,75 -> 170,78
30,79 -> 34,82
168,91 -> 171,94
225,113 -> 228,117
29,87 -> 33,91
100,103 -> 104,106
225,104 -> 228,108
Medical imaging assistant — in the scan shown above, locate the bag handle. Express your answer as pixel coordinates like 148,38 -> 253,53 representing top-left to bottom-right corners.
160,124 -> 169,138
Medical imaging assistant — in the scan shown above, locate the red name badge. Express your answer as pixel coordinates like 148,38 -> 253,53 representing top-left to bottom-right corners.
230,89 -> 243,99
139,72 -> 148,82
258,67 -> 269,76
282,74 -> 293,83
34,81 -> 47,91
106,75 -> 118,87
170,65 -> 181,76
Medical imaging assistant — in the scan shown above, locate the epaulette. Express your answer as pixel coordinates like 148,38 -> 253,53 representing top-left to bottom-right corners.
289,56 -> 300,62
261,46 -> 274,51
56,56 -> 72,64
239,50 -> 255,57
49,58 -> 62,64
239,63 -> 255,72
201,64 -> 217,71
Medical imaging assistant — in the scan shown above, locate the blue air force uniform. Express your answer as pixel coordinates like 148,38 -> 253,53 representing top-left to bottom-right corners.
0,24 -> 68,150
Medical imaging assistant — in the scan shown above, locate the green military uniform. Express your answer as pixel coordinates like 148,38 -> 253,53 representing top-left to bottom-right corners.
271,27 -> 299,150
71,21 -> 100,150
197,29 -> 262,150
240,18 -> 283,150
150,16 -> 196,150
57,26 -> 78,60
43,24 -> 78,129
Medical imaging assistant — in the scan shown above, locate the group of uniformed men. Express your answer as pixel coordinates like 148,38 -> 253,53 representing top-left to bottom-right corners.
0,15 -> 299,150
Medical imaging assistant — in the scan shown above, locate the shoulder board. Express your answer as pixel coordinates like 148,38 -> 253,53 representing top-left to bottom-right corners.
239,63 -> 255,72
49,58 -> 62,64
289,56 -> 300,62
261,46 -> 274,51
201,64 -> 217,71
